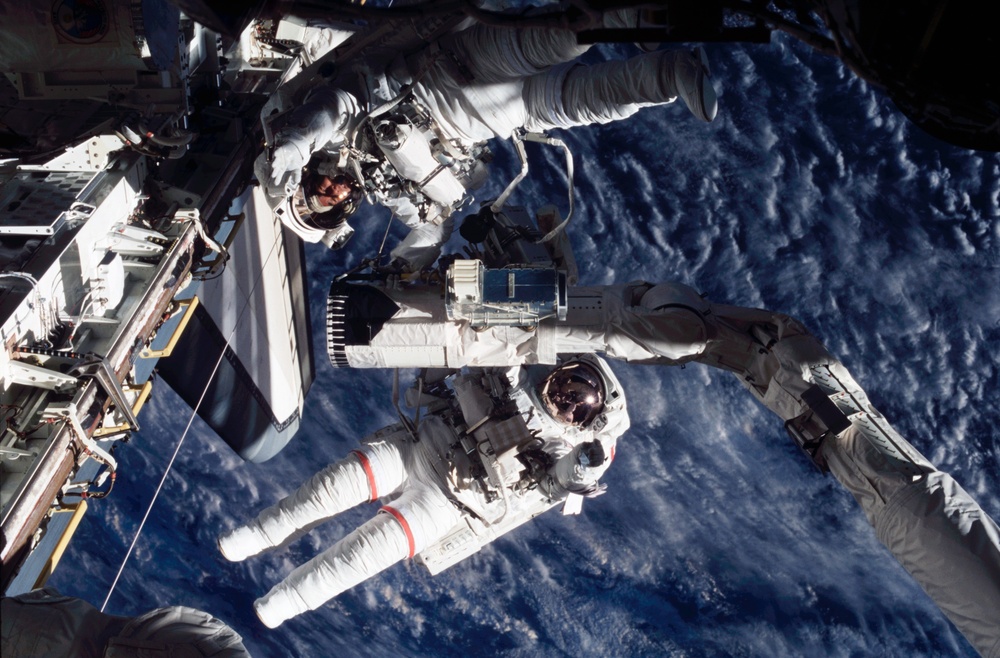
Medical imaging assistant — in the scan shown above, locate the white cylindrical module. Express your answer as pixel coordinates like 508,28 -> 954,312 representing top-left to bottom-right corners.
326,279 -> 712,369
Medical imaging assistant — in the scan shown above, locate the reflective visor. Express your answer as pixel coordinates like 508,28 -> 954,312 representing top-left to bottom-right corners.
540,362 -> 606,427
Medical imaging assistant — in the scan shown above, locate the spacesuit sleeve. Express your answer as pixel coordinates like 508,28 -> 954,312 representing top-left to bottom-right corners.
698,308 -> 1000,657
108,606 -> 250,657
256,87 -> 361,198
1,588 -> 123,657
544,437 -> 614,498
277,86 -> 360,156
0,588 -> 249,658
389,213 -> 454,271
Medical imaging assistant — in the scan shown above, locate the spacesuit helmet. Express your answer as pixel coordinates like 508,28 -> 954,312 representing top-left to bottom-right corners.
539,361 -> 606,428
296,168 -> 364,230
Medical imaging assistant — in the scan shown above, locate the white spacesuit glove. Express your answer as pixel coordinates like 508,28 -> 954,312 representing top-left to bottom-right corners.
254,141 -> 310,201
255,86 -> 359,201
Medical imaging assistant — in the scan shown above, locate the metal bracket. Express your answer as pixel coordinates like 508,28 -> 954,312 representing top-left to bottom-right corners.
43,401 -> 119,473
32,501 -> 88,589
69,357 -> 140,432
6,361 -> 78,391
140,297 -> 199,359
784,416 -> 831,473
104,223 -> 167,257
783,383 -> 852,473
93,382 -> 153,438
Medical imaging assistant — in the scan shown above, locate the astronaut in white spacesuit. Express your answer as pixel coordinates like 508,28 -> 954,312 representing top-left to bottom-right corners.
218,355 -> 629,628
256,10 -> 718,270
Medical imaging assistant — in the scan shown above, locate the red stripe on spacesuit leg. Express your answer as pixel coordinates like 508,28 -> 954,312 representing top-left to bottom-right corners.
351,450 -> 378,501
380,505 -> 416,558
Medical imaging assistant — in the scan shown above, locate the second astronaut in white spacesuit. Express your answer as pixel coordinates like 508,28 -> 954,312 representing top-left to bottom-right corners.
257,10 -> 719,269
218,355 -> 629,628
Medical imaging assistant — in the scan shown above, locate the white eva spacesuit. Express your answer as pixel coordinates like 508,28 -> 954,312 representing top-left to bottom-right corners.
218,355 -> 629,628
256,10 -> 718,269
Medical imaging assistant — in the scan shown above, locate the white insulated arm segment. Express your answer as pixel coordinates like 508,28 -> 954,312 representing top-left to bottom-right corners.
698,306 -> 1000,657
328,280 -> 714,368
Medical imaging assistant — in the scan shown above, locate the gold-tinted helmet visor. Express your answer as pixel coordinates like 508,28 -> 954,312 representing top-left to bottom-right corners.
540,361 -> 606,427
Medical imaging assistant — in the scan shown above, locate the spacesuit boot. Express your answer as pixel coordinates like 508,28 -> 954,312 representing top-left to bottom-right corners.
448,9 -> 644,83
217,522 -> 272,562
671,47 -> 718,122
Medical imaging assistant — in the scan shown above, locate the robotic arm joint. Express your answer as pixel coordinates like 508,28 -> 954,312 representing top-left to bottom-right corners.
783,383 -> 853,473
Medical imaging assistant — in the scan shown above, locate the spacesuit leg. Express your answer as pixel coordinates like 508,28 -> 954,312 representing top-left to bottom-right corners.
522,48 -> 717,129
253,512 -> 409,628
218,438 -> 406,562
445,22 -> 585,82
253,485 -> 463,628
695,305 -> 1000,657
445,10 -> 639,83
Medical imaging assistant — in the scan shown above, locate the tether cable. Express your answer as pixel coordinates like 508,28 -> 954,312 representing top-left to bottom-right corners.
101,205 -> 284,612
